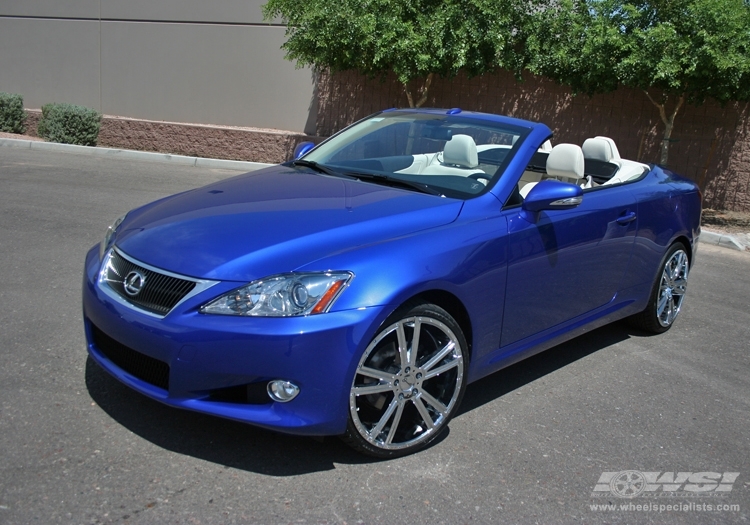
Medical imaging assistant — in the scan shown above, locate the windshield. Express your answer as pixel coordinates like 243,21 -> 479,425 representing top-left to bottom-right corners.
301,111 -> 530,199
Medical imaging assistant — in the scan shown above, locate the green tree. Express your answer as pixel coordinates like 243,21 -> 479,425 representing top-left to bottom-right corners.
531,0 -> 750,164
263,0 -> 532,107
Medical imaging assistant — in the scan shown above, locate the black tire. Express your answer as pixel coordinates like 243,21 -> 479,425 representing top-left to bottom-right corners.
628,242 -> 690,333
341,301 -> 469,458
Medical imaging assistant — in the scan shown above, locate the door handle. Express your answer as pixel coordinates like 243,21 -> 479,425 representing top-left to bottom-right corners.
616,211 -> 637,225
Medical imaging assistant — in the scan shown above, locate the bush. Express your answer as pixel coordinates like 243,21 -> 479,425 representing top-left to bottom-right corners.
0,92 -> 27,134
36,103 -> 54,138
37,103 -> 101,146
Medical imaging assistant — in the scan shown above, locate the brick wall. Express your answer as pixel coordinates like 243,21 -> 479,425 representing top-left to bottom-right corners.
23,110 -> 323,165
317,69 -> 750,212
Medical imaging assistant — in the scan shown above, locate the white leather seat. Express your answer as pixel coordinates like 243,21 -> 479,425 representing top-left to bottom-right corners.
518,170 -> 543,194
423,134 -> 487,179
519,181 -> 538,198
581,136 -> 649,186
395,153 -> 433,175
521,143 -> 584,197
582,136 -> 621,162
604,160 -> 649,185
546,143 -> 585,181
583,137 -> 650,186
443,134 -> 478,168
582,137 -> 624,189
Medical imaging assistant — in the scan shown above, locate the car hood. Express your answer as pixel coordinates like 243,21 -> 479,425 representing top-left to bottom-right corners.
116,166 -> 463,281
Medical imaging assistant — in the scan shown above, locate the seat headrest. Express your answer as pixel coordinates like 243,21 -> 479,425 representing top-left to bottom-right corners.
546,143 -> 584,180
443,134 -> 478,169
582,137 -> 621,162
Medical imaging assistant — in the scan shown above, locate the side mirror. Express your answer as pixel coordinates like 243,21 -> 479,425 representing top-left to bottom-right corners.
292,141 -> 315,160
521,180 -> 583,222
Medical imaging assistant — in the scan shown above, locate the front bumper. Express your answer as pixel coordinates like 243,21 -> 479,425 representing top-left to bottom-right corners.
82,246 -> 386,436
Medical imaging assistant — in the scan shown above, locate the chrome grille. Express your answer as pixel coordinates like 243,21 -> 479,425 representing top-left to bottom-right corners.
103,249 -> 197,315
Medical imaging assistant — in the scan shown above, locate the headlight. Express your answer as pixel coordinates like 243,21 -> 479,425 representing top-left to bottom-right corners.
99,213 -> 127,259
200,272 -> 354,317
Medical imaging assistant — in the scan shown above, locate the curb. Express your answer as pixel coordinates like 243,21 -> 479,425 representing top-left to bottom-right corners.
700,230 -> 747,252
0,137 -> 272,172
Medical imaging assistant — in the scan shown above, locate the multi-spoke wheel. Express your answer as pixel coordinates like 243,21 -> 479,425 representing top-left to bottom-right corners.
342,302 -> 468,457
629,242 -> 690,333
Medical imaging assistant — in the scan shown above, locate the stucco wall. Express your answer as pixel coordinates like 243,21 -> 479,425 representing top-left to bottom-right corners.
0,1 -> 317,133
317,69 -> 750,212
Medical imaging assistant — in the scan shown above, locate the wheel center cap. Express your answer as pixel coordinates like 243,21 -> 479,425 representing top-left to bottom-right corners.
395,370 -> 422,398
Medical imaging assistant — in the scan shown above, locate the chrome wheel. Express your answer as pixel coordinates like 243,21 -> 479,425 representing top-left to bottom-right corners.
629,242 -> 690,334
656,249 -> 689,327
344,303 -> 467,457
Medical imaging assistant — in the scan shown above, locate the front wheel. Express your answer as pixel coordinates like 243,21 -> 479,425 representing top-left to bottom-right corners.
342,302 -> 468,458
629,242 -> 690,333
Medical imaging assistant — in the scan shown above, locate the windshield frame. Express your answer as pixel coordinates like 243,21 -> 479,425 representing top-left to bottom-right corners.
298,110 -> 533,200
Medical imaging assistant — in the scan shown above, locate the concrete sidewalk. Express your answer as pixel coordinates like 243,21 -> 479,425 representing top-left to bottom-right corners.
0,136 -> 272,173
2,136 -> 747,252
699,230 -> 748,252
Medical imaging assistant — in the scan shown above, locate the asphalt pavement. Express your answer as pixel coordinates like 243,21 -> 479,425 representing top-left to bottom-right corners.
0,146 -> 748,525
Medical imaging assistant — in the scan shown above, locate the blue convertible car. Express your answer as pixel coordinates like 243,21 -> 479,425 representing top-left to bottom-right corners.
83,109 -> 701,457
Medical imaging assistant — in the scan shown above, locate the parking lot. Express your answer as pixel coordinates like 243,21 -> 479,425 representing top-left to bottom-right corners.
1,146 -> 748,524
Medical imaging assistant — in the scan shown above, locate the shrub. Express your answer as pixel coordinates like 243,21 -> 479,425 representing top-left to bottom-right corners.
36,103 -> 53,138
0,92 -> 27,134
37,103 -> 101,146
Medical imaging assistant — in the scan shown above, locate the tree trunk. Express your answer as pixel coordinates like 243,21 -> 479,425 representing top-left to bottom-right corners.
643,91 -> 685,166
661,118 -> 674,166
404,73 -> 434,108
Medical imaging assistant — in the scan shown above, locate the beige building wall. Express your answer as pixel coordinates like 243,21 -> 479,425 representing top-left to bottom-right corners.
0,1 -> 317,133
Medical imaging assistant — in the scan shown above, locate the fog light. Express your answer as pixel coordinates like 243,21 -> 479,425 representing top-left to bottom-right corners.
267,380 -> 300,403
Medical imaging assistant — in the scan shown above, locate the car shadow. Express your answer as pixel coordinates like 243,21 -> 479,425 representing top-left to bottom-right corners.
458,320 -> 639,415
84,320 -> 646,475
84,357 -> 374,474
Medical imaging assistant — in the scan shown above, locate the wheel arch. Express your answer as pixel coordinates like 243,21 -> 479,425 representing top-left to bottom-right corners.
402,289 -> 474,359
673,235 -> 694,265
343,289 -> 473,457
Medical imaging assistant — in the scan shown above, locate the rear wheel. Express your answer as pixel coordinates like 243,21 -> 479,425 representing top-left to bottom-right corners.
342,302 -> 468,458
629,242 -> 690,333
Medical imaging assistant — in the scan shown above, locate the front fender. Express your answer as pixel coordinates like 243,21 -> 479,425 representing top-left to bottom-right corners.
300,211 -> 510,369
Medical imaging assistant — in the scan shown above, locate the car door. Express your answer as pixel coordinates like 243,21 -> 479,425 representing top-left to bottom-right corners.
500,184 -> 638,347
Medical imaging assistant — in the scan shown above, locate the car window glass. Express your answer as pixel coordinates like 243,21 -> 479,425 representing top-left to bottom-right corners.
304,112 -> 529,199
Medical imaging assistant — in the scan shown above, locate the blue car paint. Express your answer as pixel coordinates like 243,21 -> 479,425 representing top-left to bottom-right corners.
83,246 -> 387,434
115,167 -> 464,281
501,181 -> 638,346
82,109 -> 701,437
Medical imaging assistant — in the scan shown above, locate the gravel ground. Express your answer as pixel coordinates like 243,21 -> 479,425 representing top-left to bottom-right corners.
701,209 -> 750,235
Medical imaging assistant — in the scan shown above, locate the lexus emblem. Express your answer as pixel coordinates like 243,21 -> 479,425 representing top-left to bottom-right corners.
123,270 -> 146,296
